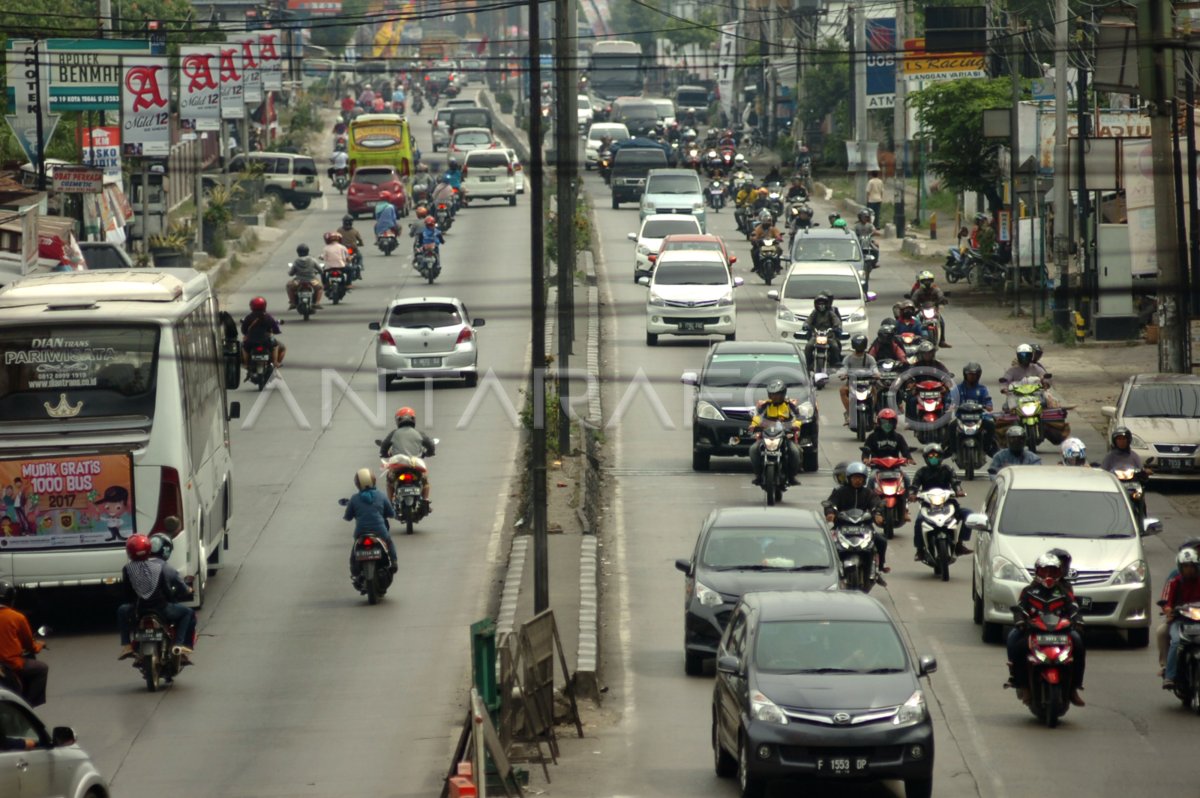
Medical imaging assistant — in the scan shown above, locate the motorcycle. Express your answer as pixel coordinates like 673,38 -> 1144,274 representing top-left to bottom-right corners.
953,400 -> 988,480
765,191 -> 784,220
704,149 -> 723,176
246,341 -> 275,391
1003,376 -> 1048,450
860,234 -> 880,274
598,147 -> 613,183
896,330 -> 921,364
1165,602 -> 1200,713
756,422 -> 792,506
787,202 -> 813,233
338,497 -> 396,605
847,368 -> 878,442
131,613 -> 187,692
345,246 -> 364,282
323,266 -> 348,305
797,326 -> 842,389
944,244 -> 971,283
1111,467 -> 1148,523
918,301 -> 942,342
684,146 -> 702,172
376,230 -> 400,257
332,168 -> 350,194
754,237 -> 783,285
707,179 -> 726,211
914,488 -> 961,581
295,281 -> 316,321
910,379 -> 951,445
435,203 -> 453,232
414,243 -> 440,283
412,93 -> 424,114
868,456 -> 909,539
1011,604 -> 1078,727
0,626 -> 47,705
966,251 -> 1008,290
734,204 -> 753,237
833,509 -> 880,593
379,448 -> 436,534
877,359 -> 903,404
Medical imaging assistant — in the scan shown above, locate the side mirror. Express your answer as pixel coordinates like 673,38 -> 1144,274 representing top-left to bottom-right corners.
473,318 -> 486,327
903,292 -> 912,299
965,512 -> 989,530
865,291 -> 878,302
373,438 -> 383,446
51,727 -> 77,747
917,655 -> 938,677
716,655 -> 741,675
368,321 -> 381,331
338,498 -> 349,507
228,401 -> 241,420
674,558 -> 692,574
637,276 -> 650,286
1043,372 -> 1054,380
733,277 -> 744,288
681,371 -> 699,386
1142,517 -> 1163,536
1101,405 -> 1116,418
766,290 -> 780,301
627,232 -> 638,241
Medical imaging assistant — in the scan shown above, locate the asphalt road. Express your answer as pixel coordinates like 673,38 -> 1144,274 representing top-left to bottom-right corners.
571,166 -> 1198,798
30,93 -> 528,798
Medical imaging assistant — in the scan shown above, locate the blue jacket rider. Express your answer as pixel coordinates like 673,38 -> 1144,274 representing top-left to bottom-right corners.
343,469 -> 398,574
444,158 -> 463,190
988,427 -> 1042,475
952,362 -> 998,455
374,196 -> 399,237
893,301 -> 932,339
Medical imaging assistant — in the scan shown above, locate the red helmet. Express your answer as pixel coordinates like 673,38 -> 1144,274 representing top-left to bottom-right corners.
126,534 -> 152,561
415,206 -> 428,218
424,216 -> 436,227
395,406 -> 416,426
380,191 -> 393,201
876,408 -> 898,423
249,296 -> 267,313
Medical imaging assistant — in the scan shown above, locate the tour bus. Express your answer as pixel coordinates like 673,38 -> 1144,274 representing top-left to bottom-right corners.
0,269 -> 239,608
587,40 -> 645,101
346,113 -> 414,180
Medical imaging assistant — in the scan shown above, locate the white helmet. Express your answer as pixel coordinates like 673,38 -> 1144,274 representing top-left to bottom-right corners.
353,468 -> 375,490
1060,437 -> 1086,465
733,153 -> 746,166
1179,548 -> 1199,567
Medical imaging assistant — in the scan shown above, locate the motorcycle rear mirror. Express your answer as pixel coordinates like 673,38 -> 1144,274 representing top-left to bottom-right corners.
1142,517 -> 1163,536
637,276 -> 651,286
917,655 -> 938,677
674,558 -> 692,575
729,255 -> 737,264
338,498 -> 350,507
374,439 -> 383,446
368,321 -> 381,331
627,232 -> 638,241
865,291 -> 878,302
766,290 -> 780,301
1042,372 -> 1053,379
733,277 -> 744,288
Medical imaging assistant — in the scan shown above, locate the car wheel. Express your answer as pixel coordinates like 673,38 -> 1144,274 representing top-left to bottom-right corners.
432,144 -> 439,152
904,776 -> 934,798
291,198 -> 312,210
982,620 -> 1003,644
737,734 -> 766,798
264,187 -> 283,205
972,571 -> 983,625
685,650 -> 704,676
646,332 -> 658,346
1127,627 -> 1150,648
508,195 -> 517,206
612,196 -> 620,210
692,451 -> 710,472
713,715 -> 736,777
464,371 -> 478,388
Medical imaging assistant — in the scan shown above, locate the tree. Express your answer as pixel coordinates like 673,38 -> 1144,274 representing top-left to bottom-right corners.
608,0 -> 660,54
800,37 -> 850,166
909,77 -> 1012,208
310,0 -> 368,51
661,8 -> 719,51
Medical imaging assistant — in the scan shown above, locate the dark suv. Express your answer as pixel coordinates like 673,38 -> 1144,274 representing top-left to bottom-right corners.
681,341 -> 819,472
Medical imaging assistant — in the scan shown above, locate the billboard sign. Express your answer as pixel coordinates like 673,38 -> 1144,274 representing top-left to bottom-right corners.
866,17 -> 896,109
0,453 -> 135,547
121,57 -> 170,156
180,46 -> 222,131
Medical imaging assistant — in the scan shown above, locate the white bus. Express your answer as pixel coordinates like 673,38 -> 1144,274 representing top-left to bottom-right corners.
0,269 -> 238,607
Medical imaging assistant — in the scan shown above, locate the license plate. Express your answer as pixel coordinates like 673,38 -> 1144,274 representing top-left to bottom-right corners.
817,756 -> 868,775
1078,596 -> 1093,610
1182,623 -> 1200,635
412,357 -> 441,367
481,176 -> 496,182
356,549 -> 383,560
1035,633 -> 1069,645
133,631 -> 163,642
1159,457 -> 1188,469
678,321 -> 704,331
399,486 -> 421,496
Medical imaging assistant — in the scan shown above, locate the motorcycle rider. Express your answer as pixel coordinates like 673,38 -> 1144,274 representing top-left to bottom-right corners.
117,534 -> 196,663
908,443 -> 972,560
343,469 -> 399,577
892,299 -> 932,341
379,407 -> 436,509
328,147 -> 349,181
1162,548 -> 1200,690
786,174 -> 808,202
868,319 -> 908,363
444,156 -> 464,191
823,462 -> 889,584
838,334 -> 879,425
417,215 -> 446,264
409,205 -> 430,253
898,340 -> 951,419
1158,539 -> 1200,675
240,296 -> 285,371
748,379 -> 803,488
338,213 -> 365,252
988,426 -> 1042,475
374,190 -> 400,239
909,269 -> 951,347
951,362 -> 999,456
853,208 -> 880,241
1060,437 -> 1088,466
803,292 -> 844,370
431,175 -> 457,216
411,162 -> 436,200
861,407 -> 913,504
1100,425 -> 1150,475
749,210 -> 782,274
0,581 -> 48,706
1007,552 -> 1086,706
1001,343 -> 1052,389
322,230 -> 350,275
286,244 -> 324,310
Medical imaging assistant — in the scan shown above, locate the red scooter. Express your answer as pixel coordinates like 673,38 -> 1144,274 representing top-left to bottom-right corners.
868,456 -> 909,539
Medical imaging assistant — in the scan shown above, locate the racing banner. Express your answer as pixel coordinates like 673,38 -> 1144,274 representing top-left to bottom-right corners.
0,453 -> 135,547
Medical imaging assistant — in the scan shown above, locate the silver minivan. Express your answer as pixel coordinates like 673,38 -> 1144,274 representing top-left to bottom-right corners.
969,465 -> 1160,646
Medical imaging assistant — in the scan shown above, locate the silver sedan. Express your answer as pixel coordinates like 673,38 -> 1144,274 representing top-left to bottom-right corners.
369,296 -> 485,388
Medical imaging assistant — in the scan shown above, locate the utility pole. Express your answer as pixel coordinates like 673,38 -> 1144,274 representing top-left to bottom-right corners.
853,0 -> 867,204
1138,0 -> 1186,372
553,0 -> 577,457
893,0 -> 906,235
1010,14 -> 1022,316
1051,0 -> 1070,329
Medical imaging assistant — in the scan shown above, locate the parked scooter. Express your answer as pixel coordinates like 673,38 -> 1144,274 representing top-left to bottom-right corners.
944,244 -> 971,283
913,488 -> 961,581
833,509 -> 881,593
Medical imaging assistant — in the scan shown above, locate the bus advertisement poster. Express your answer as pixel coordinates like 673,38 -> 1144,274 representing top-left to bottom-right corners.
0,453 -> 135,546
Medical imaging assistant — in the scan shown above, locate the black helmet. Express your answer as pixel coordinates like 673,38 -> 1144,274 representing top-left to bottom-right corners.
898,299 -> 916,318
877,319 -> 896,337
917,339 -> 936,356
833,460 -> 850,486
1111,425 -> 1133,448
857,208 -> 871,221
766,379 -> 786,397
850,334 -> 868,352
342,214 -> 354,226
1006,425 -> 1027,452
0,580 -> 14,606
296,243 -> 310,257
963,362 -> 982,379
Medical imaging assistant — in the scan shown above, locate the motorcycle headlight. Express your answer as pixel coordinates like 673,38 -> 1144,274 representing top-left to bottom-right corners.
1019,403 -> 1038,417
648,292 -> 666,307
696,400 -> 724,421
1112,559 -> 1147,586
893,690 -> 926,727
637,244 -> 651,256
777,307 -> 796,322
991,556 -> 1029,583
718,291 -> 734,307
694,580 -> 724,607
848,308 -> 866,322
751,690 -> 788,725
796,401 -> 815,421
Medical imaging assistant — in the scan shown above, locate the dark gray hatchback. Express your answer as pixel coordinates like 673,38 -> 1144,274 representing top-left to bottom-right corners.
674,507 -> 840,675
712,591 -> 937,798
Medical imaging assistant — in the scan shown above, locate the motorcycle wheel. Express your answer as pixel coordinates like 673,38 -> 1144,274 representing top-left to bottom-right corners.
332,292 -> 341,306
1042,682 -> 1061,728
406,515 -> 415,535
426,269 -> 437,285
884,518 -> 894,540
843,564 -> 861,591
936,537 -> 951,582
945,268 -> 961,284
967,263 -> 986,289
964,449 -> 976,481
762,269 -> 774,286
365,562 -> 379,605
856,410 -> 868,442
144,652 -> 159,692
764,464 -> 777,507
301,304 -> 311,322
1191,661 -> 1200,714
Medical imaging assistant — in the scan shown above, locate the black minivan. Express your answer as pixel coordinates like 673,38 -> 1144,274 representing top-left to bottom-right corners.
609,148 -> 668,208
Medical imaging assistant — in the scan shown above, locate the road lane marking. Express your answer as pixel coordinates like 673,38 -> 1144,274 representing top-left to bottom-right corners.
929,639 -> 1006,798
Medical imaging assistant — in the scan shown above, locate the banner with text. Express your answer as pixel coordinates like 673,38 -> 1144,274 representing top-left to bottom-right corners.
180,46 -> 222,131
80,126 -> 122,177
258,30 -> 283,91
230,34 -> 263,104
866,18 -> 896,109
0,453 -> 135,548
121,57 -> 170,156
718,22 -> 738,127
902,38 -> 986,83
219,44 -> 244,119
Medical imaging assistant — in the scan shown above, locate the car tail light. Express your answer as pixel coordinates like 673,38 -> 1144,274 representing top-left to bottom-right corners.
456,327 -> 473,345
461,166 -> 468,178
151,467 -> 182,534
290,179 -> 297,189
380,330 -> 396,346
506,163 -> 513,175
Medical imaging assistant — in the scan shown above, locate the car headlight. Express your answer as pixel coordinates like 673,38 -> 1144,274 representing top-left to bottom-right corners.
796,401 -> 815,421
648,292 -> 666,307
751,690 -> 788,725
1129,431 -> 1147,448
693,202 -> 704,211
694,579 -> 723,607
636,244 -> 650,256
718,291 -> 734,307
696,400 -> 724,421
991,555 -> 1030,583
848,308 -> 866,322
893,690 -> 926,727
1112,559 -> 1147,585
643,202 -> 655,212
777,307 -> 796,322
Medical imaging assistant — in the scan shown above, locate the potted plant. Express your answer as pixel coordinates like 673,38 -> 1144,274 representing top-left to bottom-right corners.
148,224 -> 194,268
203,183 -> 240,254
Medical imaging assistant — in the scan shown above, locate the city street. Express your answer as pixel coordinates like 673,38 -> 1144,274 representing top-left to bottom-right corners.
529,167 -> 1199,797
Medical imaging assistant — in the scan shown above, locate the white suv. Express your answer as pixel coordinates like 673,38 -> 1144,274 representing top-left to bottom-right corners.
641,250 -> 742,346
627,213 -> 703,283
461,149 -> 517,205
768,262 -> 876,343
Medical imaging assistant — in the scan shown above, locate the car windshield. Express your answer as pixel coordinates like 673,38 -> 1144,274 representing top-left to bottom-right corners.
704,354 -> 808,388
756,620 -> 908,674
654,262 -> 729,285
663,241 -> 722,257
454,132 -> 491,146
353,170 -> 396,186
791,238 -> 861,262
677,89 -> 709,106
998,490 -> 1135,538
80,246 -> 131,269
783,275 -> 862,301
294,158 -> 317,176
650,102 -> 674,119
647,174 -> 700,194
387,303 -> 462,328
702,527 -> 831,570
1123,385 -> 1200,418
642,219 -> 701,238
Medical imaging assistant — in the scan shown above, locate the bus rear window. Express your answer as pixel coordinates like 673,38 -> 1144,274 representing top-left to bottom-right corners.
0,325 -> 159,420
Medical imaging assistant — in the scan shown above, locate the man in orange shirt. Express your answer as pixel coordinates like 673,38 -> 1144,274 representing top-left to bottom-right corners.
0,581 -> 47,706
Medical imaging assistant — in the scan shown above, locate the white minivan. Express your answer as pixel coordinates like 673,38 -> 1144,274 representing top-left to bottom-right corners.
640,250 -> 742,346
767,262 -> 876,342
461,149 -> 517,205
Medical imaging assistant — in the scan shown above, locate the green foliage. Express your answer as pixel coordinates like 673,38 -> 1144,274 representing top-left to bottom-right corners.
495,90 -> 515,114
801,37 -> 850,167
661,8 -> 719,50
310,0 -> 367,50
545,193 -> 590,264
909,78 -> 1012,198
608,0 -> 660,53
